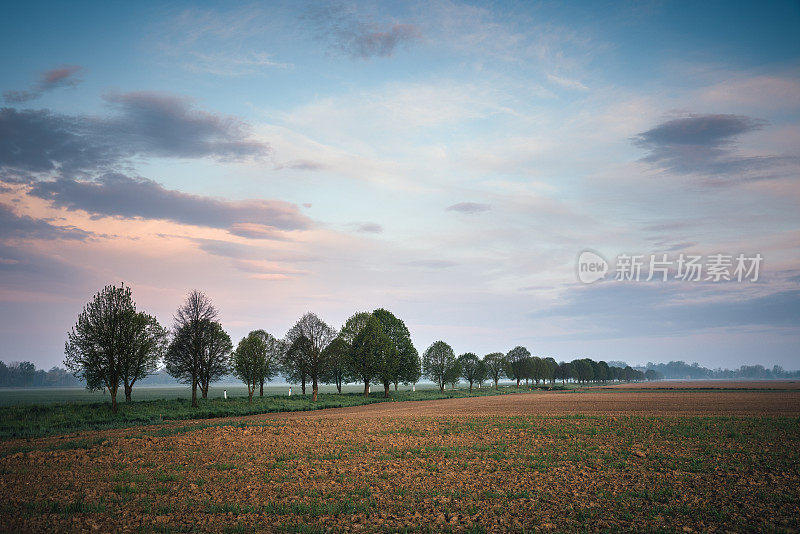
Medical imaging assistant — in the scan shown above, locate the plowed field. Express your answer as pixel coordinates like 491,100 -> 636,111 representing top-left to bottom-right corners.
1,384 -> 798,532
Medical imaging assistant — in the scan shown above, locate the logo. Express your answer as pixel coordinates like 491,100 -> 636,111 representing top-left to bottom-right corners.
577,250 -> 608,284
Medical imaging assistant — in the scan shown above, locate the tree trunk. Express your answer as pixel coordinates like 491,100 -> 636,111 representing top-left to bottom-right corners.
301,375 -> 306,395
201,384 -> 208,399
439,381 -> 444,393
260,380 -> 264,397
495,380 -> 499,390
516,378 -> 520,387
469,382 -> 473,393
394,381 -> 398,391
110,384 -> 118,413
191,380 -> 198,408
312,377 -> 318,402
336,379 -> 342,394
124,383 -> 132,402
384,382 -> 390,398
363,380 -> 370,398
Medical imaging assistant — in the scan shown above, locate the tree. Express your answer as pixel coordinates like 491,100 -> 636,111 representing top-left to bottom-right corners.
543,357 -> 558,385
596,361 -> 610,384
373,308 -> 420,390
120,312 -> 168,402
475,360 -> 489,388
558,361 -> 571,383
198,321 -> 233,399
483,353 -> 506,389
233,332 -> 268,403
349,315 -> 395,397
446,360 -> 462,390
64,284 -> 137,413
165,290 -> 228,407
505,346 -> 531,387
250,330 -> 282,396
285,313 -> 337,402
321,337 -> 349,393
422,341 -> 457,392
457,352 -> 482,393
283,334 -> 311,394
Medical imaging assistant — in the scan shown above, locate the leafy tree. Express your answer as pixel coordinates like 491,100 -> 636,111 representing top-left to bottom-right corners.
198,321 -> 233,399
373,308 -> 420,390
570,358 -> 594,384
349,315 -> 395,397
558,361 -> 571,383
446,360 -> 462,390
232,331 -> 268,403
483,352 -> 506,389
422,341 -> 457,392
339,311 -> 371,346
475,359 -> 489,388
165,290 -> 229,407
505,346 -> 531,387
596,360 -> 610,384
250,330 -> 282,396
283,334 -> 311,394
543,357 -> 558,384
64,284 -> 141,413
457,352 -> 482,393
320,337 -> 349,393
120,312 -> 168,402
285,313 -> 337,401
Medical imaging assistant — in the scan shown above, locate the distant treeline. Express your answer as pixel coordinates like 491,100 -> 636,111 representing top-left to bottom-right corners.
643,361 -> 800,380
3,359 -> 796,389
0,361 -> 82,388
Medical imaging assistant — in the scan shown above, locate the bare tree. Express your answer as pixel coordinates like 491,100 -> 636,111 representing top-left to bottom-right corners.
285,313 -> 336,401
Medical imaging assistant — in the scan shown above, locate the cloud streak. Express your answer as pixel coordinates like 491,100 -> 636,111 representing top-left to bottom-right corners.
309,5 -> 420,59
631,114 -> 792,179
3,65 -> 83,103
28,173 -> 311,233
446,202 -> 491,214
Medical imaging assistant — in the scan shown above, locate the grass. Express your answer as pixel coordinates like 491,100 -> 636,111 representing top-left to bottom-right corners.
0,384 -> 548,440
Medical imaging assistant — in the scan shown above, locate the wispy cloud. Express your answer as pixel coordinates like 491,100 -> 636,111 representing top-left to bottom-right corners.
355,222 -> 383,234
446,202 -> 490,214
152,5 -> 292,75
546,73 -> 588,91
3,65 -> 83,103
307,4 -> 420,59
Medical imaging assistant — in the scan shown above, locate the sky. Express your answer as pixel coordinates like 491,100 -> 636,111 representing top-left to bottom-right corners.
1,0 -> 799,371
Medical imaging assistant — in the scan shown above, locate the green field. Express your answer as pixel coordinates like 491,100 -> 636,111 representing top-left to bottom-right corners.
0,384 -> 539,440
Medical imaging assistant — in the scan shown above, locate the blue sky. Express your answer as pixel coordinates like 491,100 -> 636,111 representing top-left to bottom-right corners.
1,0 -> 799,371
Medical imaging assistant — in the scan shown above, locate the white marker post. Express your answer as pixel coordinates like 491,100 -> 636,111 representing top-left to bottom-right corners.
288,386 -> 292,396
223,390 -> 227,400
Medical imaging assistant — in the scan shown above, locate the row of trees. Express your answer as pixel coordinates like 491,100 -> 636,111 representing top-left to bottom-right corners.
63,285 -> 425,411
75,284 -> 793,413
